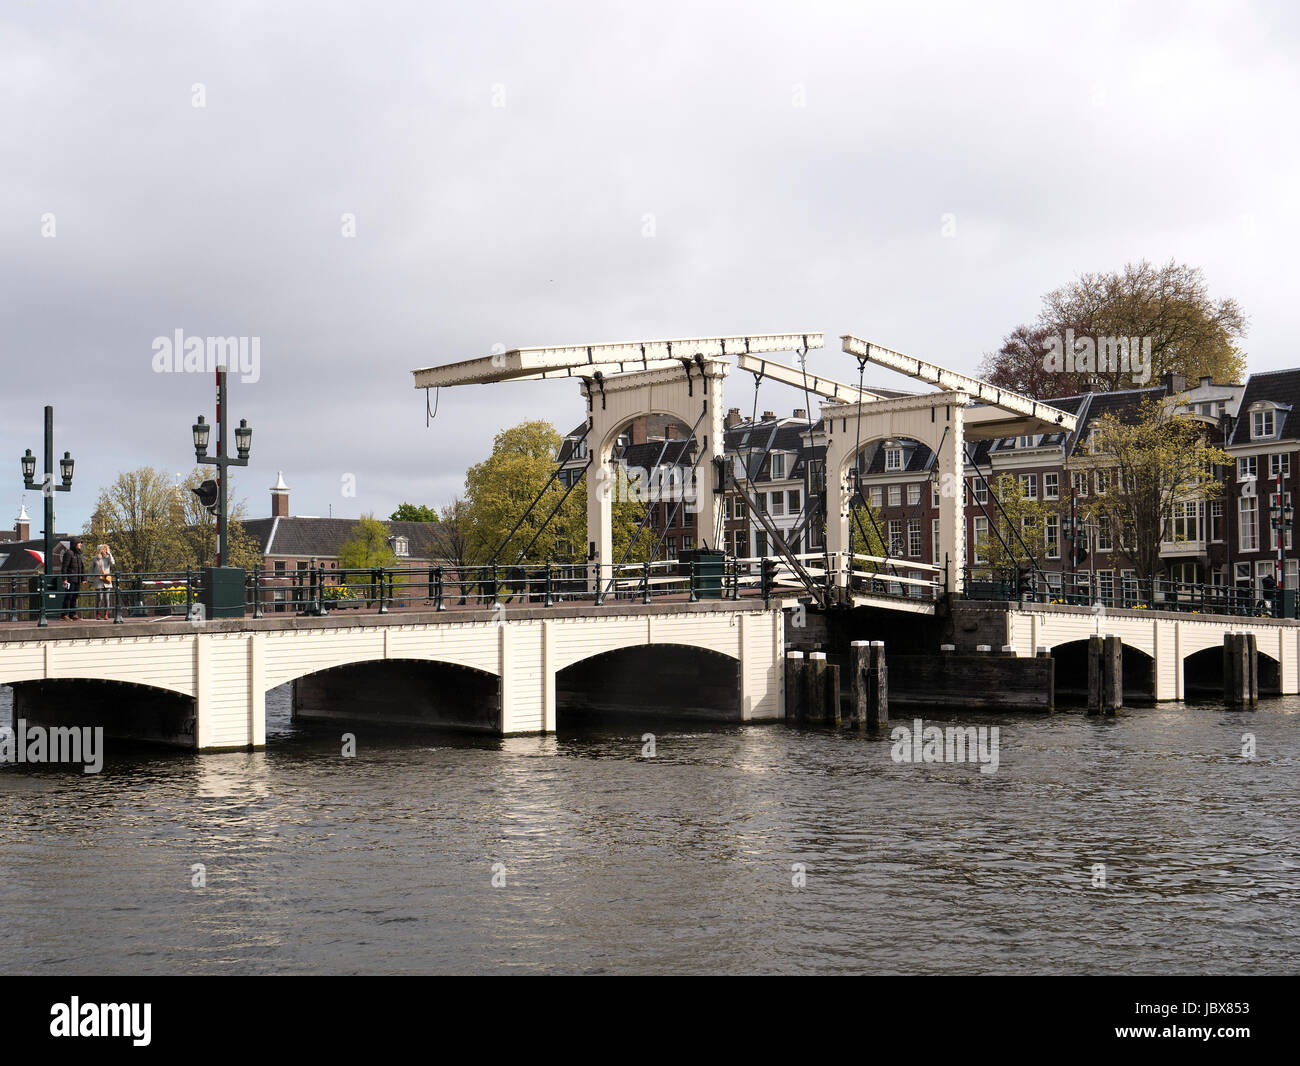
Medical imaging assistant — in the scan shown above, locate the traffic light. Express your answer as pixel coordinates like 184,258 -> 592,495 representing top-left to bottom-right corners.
192,478 -> 219,513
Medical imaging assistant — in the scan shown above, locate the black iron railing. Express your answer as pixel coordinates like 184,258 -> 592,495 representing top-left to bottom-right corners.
961,566 -> 1291,618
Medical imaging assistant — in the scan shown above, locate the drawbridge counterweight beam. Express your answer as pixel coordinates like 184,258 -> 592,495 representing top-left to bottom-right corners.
840,335 -> 1077,433
413,333 -> 825,389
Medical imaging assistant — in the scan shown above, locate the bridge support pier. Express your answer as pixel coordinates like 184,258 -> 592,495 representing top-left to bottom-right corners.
1224,633 -> 1258,706
849,640 -> 888,728
1088,635 -> 1122,715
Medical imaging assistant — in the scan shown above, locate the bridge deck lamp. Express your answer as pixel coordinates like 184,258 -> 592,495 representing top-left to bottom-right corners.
191,369 -> 252,616
19,406 -> 75,627
192,415 -> 210,460
234,419 -> 252,461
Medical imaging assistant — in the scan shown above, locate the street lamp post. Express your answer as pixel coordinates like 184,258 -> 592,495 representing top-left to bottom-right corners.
191,368 -> 252,617
20,406 -> 75,628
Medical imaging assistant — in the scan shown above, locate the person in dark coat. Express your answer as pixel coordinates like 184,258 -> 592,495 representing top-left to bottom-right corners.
61,538 -> 86,620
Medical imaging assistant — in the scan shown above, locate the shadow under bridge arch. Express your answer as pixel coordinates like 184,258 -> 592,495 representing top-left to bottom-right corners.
555,643 -> 740,727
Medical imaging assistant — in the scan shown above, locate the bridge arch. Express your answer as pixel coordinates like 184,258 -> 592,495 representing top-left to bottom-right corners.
1183,643 -> 1282,698
821,392 -> 968,593
1048,637 -> 1156,702
583,362 -> 728,585
281,656 -> 502,732
555,641 -> 741,725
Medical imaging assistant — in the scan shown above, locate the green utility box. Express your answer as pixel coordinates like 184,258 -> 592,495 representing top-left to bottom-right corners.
201,566 -> 247,619
28,574 -> 63,619
679,548 -> 725,600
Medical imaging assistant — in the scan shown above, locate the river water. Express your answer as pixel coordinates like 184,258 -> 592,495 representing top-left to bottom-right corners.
1,685 -> 1296,975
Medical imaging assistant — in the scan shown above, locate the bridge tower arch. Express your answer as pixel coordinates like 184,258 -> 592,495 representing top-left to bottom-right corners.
820,391 -> 969,595
580,360 -> 728,580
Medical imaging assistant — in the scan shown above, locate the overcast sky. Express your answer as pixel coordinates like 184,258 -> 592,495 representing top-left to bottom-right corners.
3,0 -> 1297,531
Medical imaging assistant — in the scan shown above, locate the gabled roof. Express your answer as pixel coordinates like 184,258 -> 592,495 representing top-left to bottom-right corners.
619,439 -> 695,469
1228,369 -> 1300,446
241,517 -> 454,561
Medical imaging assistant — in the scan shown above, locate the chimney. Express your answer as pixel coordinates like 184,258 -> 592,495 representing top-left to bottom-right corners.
793,408 -> 807,420
14,504 -> 30,541
664,424 -> 677,440
725,407 -> 743,429
761,411 -> 776,422
1200,376 -> 1212,388
270,471 -> 289,518
630,416 -> 648,446
1162,372 -> 1187,395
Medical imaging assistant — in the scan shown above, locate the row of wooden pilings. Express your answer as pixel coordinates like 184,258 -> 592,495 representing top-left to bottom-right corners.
785,641 -> 888,728
1085,631 -> 1260,714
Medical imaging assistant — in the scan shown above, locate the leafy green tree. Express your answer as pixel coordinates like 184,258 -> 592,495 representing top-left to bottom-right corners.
338,515 -> 398,570
462,421 -> 653,566
1072,395 -> 1230,583
973,474 -> 1060,571
982,260 -> 1248,398
389,502 -> 441,522
85,467 -> 179,575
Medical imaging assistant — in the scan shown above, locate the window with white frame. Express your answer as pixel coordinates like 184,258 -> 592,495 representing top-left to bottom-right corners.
770,453 -> 786,478
1019,473 -> 1037,499
1044,472 -> 1059,500
1121,569 -> 1137,607
1045,514 -> 1060,559
392,536 -> 409,557
932,518 -> 940,562
931,482 -> 940,507
1209,499 -> 1224,541
1252,409 -> 1275,439
1096,515 -> 1113,552
770,492 -> 784,516
1270,453 -> 1291,478
884,447 -> 902,471
1239,496 -> 1259,552
1018,435 -> 1037,449
1238,456 -> 1258,481
888,519 -> 905,556
869,487 -> 883,508
1095,469 -> 1111,495
1096,569 -> 1114,605
1169,501 -> 1201,543
972,516 -> 988,564
888,485 -> 902,507
734,497 -> 746,519
972,479 -> 988,504
908,520 -> 922,557
907,483 -> 921,506
1072,471 -> 1089,498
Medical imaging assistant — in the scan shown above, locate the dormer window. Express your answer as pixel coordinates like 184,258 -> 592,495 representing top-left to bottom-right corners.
884,447 -> 903,471
770,453 -> 786,478
393,536 -> 409,557
1252,409 -> 1275,439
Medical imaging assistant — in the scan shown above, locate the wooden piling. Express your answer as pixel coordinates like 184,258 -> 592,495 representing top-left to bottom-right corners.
824,657 -> 842,727
1224,633 -> 1257,706
1087,635 -> 1121,714
849,640 -> 887,729
869,641 -> 888,727
807,652 -> 828,723
785,651 -> 806,722
1087,635 -> 1102,715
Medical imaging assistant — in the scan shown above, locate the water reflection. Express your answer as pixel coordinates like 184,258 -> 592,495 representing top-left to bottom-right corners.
0,684 -> 1296,974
